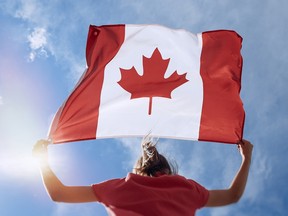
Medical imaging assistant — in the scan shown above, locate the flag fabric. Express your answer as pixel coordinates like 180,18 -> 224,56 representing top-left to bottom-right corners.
48,24 -> 244,144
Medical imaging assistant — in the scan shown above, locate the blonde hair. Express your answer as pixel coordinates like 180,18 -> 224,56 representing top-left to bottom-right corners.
133,136 -> 177,176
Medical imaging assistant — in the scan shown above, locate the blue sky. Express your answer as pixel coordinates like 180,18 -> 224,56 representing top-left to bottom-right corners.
0,0 -> 287,215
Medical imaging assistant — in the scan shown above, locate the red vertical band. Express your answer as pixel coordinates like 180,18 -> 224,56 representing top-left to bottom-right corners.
49,25 -> 125,143
199,31 -> 245,144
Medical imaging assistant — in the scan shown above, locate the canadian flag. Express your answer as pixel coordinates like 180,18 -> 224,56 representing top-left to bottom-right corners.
48,24 -> 244,144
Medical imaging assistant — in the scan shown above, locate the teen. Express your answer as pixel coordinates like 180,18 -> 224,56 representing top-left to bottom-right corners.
33,138 -> 253,216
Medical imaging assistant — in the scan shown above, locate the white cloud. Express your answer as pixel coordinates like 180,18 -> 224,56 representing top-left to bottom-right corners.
0,96 -> 3,105
119,138 -> 142,169
0,0 -> 86,81
1,0 -> 45,24
239,154 -> 269,206
27,27 -> 48,61
14,0 -> 38,20
119,0 -> 202,28
28,27 -> 47,50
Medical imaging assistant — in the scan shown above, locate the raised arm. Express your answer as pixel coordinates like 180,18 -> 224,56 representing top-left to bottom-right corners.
33,140 -> 98,203
205,139 -> 253,207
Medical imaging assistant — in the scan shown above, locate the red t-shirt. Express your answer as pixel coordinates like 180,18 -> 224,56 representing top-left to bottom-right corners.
92,173 -> 209,216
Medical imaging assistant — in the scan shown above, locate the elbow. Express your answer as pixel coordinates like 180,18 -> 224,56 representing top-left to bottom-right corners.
44,182 -> 67,202
48,190 -> 64,203
229,191 -> 243,204
50,195 -> 61,203
49,194 -> 61,202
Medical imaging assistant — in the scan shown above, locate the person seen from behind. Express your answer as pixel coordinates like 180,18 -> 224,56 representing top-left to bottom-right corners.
33,137 -> 253,216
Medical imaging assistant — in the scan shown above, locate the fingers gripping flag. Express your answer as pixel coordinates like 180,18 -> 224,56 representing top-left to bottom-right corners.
48,24 -> 245,144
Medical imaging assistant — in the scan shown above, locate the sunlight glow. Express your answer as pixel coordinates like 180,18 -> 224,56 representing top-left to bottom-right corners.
0,153 -> 39,179
0,95 -> 3,105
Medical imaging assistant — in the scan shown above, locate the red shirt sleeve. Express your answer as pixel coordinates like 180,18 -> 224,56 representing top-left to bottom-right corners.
92,178 -> 125,204
187,179 -> 209,208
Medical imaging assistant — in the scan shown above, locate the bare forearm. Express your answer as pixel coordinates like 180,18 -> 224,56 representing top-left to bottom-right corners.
33,140 -> 98,203
205,140 -> 253,207
38,162 -> 98,203
228,157 -> 251,202
38,162 -> 66,201
33,140 -> 64,200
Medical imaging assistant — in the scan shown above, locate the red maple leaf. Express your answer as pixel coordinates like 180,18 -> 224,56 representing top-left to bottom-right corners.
117,48 -> 189,115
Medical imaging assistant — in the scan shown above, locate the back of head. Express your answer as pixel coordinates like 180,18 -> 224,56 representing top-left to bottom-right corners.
133,137 -> 177,177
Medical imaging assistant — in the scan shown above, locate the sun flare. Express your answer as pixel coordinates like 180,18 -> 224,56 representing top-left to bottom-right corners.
0,153 -> 39,178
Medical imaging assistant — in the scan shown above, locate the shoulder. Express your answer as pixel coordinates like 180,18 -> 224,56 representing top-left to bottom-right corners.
92,176 -> 126,188
91,176 -> 126,202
